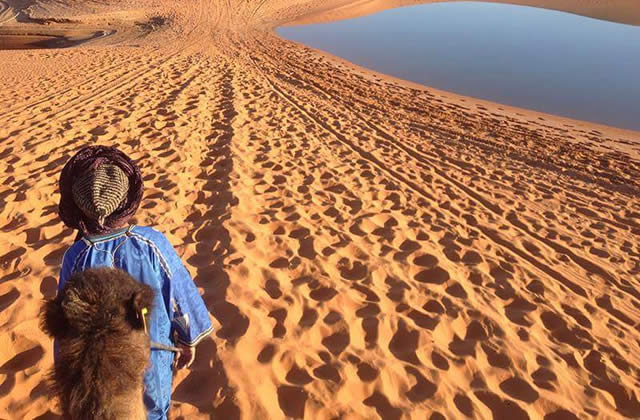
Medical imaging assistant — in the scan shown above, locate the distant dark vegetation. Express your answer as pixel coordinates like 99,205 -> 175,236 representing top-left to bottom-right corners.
136,16 -> 170,33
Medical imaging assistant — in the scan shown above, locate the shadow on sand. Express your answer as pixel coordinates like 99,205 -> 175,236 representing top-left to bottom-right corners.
173,65 -> 248,419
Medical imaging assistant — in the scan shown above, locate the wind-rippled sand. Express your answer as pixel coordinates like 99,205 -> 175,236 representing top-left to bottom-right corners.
1,0 -> 639,418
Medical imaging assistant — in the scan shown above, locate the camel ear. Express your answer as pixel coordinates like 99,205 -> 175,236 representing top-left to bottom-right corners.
41,298 -> 68,339
129,285 -> 154,329
131,285 -> 154,312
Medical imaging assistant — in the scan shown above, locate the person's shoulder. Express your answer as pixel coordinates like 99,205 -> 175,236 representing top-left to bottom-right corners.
131,225 -> 165,239
60,237 -> 90,274
130,226 -> 182,275
64,237 -> 90,261
130,226 -> 172,250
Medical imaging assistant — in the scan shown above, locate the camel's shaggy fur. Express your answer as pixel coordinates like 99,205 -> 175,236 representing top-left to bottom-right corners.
41,267 -> 154,420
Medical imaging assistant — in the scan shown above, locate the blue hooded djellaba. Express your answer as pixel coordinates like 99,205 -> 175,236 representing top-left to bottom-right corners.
58,226 -> 213,418
55,146 -> 213,419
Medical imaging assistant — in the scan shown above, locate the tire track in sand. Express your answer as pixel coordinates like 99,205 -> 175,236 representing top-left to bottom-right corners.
244,47 -> 597,303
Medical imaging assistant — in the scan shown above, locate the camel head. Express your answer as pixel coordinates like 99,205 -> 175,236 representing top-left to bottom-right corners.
41,267 -> 154,420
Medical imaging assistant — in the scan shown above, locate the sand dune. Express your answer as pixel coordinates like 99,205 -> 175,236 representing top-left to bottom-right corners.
1,0 -> 639,419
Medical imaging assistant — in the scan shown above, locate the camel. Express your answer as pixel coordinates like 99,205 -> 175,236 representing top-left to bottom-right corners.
41,267 -> 154,420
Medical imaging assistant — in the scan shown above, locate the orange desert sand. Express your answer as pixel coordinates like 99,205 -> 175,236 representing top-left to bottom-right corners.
1,0 -> 640,419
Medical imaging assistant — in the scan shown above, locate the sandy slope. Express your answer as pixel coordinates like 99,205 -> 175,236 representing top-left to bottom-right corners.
1,0 -> 639,419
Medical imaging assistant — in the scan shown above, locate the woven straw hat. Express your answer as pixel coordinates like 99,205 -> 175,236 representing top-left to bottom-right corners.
71,163 -> 130,227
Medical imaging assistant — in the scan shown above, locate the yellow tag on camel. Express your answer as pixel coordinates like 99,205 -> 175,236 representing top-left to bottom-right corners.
141,307 -> 149,334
